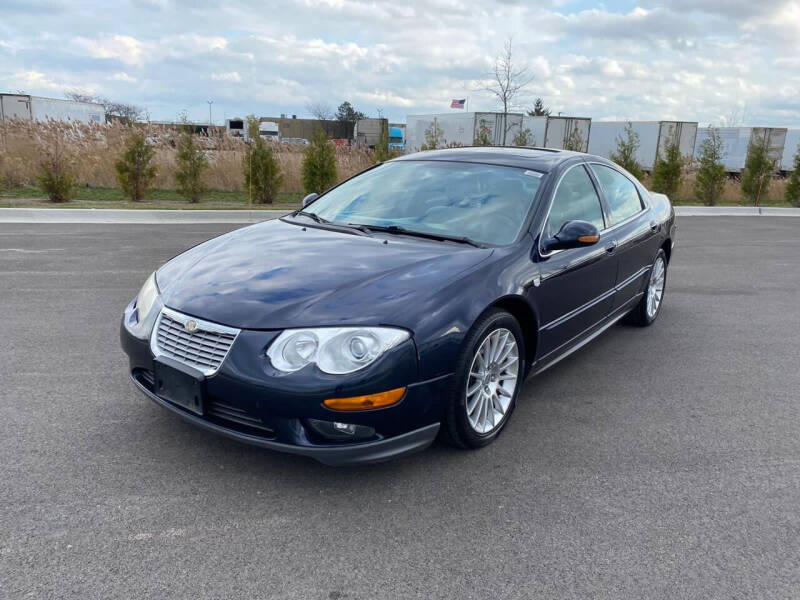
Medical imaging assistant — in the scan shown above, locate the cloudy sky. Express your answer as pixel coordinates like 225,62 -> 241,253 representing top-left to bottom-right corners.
1,0 -> 799,126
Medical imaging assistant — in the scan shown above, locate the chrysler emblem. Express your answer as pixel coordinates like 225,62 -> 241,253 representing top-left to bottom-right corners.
185,320 -> 198,333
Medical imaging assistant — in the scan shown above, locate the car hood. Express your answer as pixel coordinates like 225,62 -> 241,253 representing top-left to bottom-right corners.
157,218 -> 492,330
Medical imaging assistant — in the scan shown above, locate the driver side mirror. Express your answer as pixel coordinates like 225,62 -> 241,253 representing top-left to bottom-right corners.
302,193 -> 319,208
542,220 -> 599,253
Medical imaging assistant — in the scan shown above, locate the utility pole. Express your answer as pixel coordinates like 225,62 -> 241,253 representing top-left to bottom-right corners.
207,100 -> 214,130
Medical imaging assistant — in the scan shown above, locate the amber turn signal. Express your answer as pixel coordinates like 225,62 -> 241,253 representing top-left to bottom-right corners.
323,387 -> 406,411
578,234 -> 599,243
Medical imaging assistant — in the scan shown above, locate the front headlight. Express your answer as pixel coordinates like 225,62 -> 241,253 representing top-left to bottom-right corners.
267,327 -> 410,374
124,272 -> 163,340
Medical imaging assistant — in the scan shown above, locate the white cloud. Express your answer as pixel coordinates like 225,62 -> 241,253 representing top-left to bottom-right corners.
211,72 -> 242,82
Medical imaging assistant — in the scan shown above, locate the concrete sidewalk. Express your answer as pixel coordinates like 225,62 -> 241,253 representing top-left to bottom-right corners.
0,206 -> 798,223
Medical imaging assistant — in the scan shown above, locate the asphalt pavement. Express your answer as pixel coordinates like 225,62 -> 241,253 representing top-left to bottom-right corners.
1,218 -> 798,599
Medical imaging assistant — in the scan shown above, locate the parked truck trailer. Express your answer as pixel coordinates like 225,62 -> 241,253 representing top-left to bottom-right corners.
693,127 -> 787,173
405,112 -> 525,152
520,116 -> 592,151
588,121 -> 698,171
0,94 -> 105,124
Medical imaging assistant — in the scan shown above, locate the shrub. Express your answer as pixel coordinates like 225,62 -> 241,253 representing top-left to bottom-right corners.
512,128 -> 534,147
609,122 -> 644,180
694,127 -> 726,206
115,132 -> 156,201
784,146 -> 800,207
651,142 -> 683,198
243,137 -> 283,204
420,120 -> 445,150
302,130 -> 338,194
741,138 -> 773,205
473,120 -> 492,146
174,129 -> 208,203
38,142 -> 76,203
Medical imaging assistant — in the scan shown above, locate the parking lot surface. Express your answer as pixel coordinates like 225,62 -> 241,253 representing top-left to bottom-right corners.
1,217 -> 798,599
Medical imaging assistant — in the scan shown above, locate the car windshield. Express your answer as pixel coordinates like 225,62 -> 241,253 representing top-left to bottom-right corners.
307,160 -> 544,246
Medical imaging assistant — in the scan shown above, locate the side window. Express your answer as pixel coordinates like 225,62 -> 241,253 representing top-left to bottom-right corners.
591,165 -> 644,225
544,165 -> 605,239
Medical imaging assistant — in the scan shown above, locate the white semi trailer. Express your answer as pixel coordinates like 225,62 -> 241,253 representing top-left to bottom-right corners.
405,112 -> 524,152
588,121 -> 698,170
693,127 -> 787,172
779,129 -> 800,172
520,116 -> 592,151
0,94 -> 105,124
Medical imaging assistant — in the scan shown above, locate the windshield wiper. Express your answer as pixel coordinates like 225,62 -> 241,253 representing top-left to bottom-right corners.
291,209 -> 328,224
348,223 -> 485,248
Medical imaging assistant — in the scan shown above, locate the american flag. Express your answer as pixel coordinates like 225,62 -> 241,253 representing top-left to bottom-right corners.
450,98 -> 466,109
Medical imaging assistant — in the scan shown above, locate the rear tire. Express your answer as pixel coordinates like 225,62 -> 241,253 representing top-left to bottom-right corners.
441,309 -> 525,449
628,249 -> 667,327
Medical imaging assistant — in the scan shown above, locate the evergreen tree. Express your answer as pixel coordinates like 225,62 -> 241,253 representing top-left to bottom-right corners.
115,132 -> 156,201
243,137 -> 283,204
694,126 -> 727,206
609,122 -> 644,180
741,138 -> 773,205
302,130 -> 338,194
473,120 -> 492,146
175,128 -> 208,203
651,142 -> 683,198
785,146 -> 800,206
526,98 -> 551,117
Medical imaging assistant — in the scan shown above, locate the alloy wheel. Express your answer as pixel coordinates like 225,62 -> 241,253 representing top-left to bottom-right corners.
465,328 -> 519,434
646,256 -> 666,319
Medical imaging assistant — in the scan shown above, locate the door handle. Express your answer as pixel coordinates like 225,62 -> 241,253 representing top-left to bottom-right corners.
650,221 -> 659,232
604,241 -> 618,253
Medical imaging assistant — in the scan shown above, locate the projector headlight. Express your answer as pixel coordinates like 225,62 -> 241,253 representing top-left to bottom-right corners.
267,327 -> 410,374
124,271 -> 163,340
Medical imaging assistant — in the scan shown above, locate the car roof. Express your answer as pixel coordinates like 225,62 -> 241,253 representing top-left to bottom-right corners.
392,146 -> 602,173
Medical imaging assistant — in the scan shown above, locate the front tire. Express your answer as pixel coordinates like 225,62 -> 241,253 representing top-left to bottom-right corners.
628,249 -> 667,326
442,309 -> 525,449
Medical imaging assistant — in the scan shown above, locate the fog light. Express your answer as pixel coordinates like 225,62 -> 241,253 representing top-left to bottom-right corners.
334,422 -> 357,434
306,419 -> 375,442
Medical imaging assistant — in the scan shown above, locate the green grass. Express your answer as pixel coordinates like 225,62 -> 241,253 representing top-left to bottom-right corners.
671,197 -> 794,208
0,185 -> 303,210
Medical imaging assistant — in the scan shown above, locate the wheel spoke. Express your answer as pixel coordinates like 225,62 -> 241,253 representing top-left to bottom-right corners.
497,385 -> 512,398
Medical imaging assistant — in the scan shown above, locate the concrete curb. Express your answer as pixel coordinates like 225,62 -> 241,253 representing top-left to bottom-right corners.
0,208 -> 290,224
674,206 -> 800,217
0,206 -> 798,223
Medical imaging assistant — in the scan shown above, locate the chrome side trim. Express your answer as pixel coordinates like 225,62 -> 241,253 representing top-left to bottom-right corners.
539,265 -> 651,331
150,307 -> 240,377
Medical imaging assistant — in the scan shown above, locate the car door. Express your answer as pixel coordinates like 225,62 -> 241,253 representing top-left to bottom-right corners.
534,163 -> 618,359
589,164 -> 659,310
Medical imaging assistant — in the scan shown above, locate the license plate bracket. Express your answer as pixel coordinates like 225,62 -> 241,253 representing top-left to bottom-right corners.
153,359 -> 205,416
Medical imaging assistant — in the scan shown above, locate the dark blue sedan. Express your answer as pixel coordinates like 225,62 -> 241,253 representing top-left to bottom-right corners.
121,147 -> 675,465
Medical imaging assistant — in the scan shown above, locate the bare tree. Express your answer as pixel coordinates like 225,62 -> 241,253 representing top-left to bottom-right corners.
63,90 -> 145,124
306,101 -> 333,121
475,37 -> 534,145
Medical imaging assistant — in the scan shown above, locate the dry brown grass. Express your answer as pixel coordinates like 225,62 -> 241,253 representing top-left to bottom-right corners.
0,119 -> 375,194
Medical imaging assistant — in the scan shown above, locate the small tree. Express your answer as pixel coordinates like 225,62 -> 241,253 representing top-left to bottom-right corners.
785,146 -> 800,206
741,138 -> 773,206
651,142 -> 683,197
527,98 -> 551,117
473,120 -> 492,146
564,127 -> 585,152
175,128 -> 208,203
302,130 -> 337,194
38,139 -> 76,203
115,132 -> 156,201
420,120 -> 445,150
335,101 -> 366,124
243,137 -> 283,204
694,126 -> 727,206
374,119 -> 390,163
246,115 -> 260,140
512,128 -> 534,147
609,122 -> 644,180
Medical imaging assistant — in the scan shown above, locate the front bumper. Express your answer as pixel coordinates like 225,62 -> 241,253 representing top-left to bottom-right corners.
121,318 -> 449,466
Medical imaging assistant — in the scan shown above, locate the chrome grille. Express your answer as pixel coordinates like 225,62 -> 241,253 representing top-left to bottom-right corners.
151,308 -> 239,375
